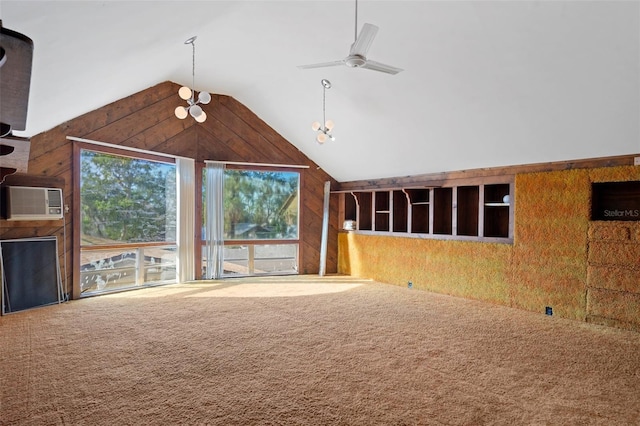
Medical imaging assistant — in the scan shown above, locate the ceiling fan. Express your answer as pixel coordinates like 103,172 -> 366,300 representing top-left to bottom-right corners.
298,1 -> 403,75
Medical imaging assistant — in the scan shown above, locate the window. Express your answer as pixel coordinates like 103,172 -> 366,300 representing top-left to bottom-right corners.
224,169 -> 299,240
79,149 -> 177,294
202,168 -> 300,277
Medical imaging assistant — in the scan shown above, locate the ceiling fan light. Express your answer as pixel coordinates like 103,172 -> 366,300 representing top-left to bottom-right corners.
195,111 -> 207,123
325,120 -> 334,131
198,91 -> 211,105
311,121 -> 321,131
190,104 -> 204,118
178,86 -> 192,100
175,106 -> 188,119
317,133 -> 327,144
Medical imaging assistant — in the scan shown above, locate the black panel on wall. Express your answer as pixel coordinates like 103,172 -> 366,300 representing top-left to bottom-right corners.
1,236 -> 62,314
592,181 -> 640,221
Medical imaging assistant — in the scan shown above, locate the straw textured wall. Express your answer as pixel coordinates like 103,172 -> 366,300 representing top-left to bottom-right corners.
338,234 -> 512,304
587,221 -> 640,330
509,169 -> 591,321
338,165 -> 640,330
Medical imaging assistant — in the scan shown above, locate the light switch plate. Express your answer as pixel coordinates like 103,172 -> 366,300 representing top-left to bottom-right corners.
635,157 -> 640,166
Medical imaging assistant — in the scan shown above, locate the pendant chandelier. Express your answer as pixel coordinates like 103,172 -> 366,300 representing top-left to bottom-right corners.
175,36 -> 210,123
311,79 -> 335,144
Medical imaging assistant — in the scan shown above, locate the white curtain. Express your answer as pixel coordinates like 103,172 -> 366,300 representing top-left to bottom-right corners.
205,162 -> 225,279
176,157 -> 195,283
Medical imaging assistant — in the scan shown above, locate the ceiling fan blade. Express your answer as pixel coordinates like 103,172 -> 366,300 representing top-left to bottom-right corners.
349,23 -> 378,57
297,60 -> 344,70
360,60 -> 403,75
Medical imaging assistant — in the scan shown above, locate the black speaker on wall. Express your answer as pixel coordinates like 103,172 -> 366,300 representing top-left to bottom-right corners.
1,236 -> 62,314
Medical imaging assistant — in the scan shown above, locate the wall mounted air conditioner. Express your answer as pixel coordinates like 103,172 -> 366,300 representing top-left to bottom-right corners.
6,186 -> 63,221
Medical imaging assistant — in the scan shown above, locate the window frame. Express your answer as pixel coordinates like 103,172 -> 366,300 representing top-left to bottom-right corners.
73,142 -> 178,297
199,163 -> 303,278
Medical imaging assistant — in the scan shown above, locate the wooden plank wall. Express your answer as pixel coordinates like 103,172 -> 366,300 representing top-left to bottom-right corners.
337,154 -> 639,192
0,81 -> 339,298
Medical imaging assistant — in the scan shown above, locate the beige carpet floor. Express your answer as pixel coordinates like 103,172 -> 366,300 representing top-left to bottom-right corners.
1,275 -> 639,425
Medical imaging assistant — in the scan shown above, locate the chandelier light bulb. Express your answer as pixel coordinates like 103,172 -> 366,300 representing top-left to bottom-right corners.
178,86 -> 192,100
195,111 -> 207,123
317,133 -> 327,144
311,121 -> 321,131
175,106 -> 188,119
190,104 -> 204,118
198,91 -> 211,105
325,120 -> 334,131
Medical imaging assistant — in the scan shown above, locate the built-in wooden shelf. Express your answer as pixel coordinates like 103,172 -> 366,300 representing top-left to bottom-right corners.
337,178 -> 514,243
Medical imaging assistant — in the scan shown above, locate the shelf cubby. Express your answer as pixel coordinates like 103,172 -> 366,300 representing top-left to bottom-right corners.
457,186 -> 479,236
406,188 -> 430,234
337,179 -> 513,243
483,184 -> 510,238
433,188 -> 452,235
355,192 -> 372,231
344,193 -> 357,222
393,190 -> 408,233
374,191 -> 390,232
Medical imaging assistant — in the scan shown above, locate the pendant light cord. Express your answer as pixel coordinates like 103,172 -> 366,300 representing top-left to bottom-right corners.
322,85 -> 326,129
354,0 -> 358,43
191,41 -> 196,103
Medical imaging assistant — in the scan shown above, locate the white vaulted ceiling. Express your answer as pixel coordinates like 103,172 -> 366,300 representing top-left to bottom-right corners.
2,0 -> 639,182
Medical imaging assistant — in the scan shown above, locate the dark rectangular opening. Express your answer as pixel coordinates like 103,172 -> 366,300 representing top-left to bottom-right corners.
591,181 -> 640,221
392,190 -> 408,233
484,184 -> 510,238
457,186 -> 479,236
433,188 -> 452,235
344,193 -> 357,221
407,189 -> 430,234
374,191 -> 390,232
355,192 -> 372,230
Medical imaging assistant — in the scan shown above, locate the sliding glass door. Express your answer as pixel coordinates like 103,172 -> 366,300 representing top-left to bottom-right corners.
79,149 -> 177,295
202,166 -> 300,278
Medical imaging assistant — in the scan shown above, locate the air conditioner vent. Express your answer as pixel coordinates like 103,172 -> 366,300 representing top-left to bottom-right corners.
7,186 -> 63,221
47,188 -> 62,208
